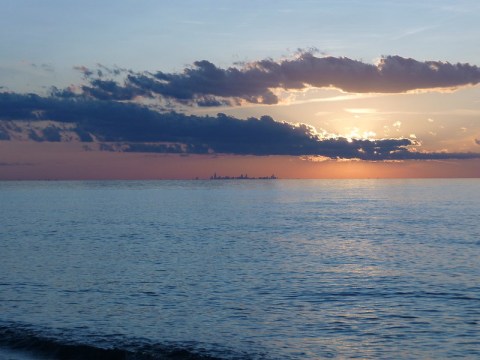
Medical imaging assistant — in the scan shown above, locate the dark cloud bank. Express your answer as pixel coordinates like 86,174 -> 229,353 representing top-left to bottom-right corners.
57,52 -> 480,106
1,92 -> 479,161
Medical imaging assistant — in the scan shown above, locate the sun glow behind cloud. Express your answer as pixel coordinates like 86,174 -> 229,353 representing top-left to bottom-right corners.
183,74 -> 480,157
39,50 -> 480,159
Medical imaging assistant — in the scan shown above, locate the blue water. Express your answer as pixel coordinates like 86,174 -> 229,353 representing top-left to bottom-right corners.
0,179 -> 479,359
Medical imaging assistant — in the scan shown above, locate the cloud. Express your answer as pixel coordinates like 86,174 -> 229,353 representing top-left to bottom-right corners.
345,108 -> 377,114
65,52 -> 480,106
81,79 -> 151,101
1,92 -> 480,161
475,138 -> 480,145
31,63 -> 55,73
73,66 -> 94,78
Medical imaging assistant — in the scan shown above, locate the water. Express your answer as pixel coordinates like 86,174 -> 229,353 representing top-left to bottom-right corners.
0,179 -> 479,359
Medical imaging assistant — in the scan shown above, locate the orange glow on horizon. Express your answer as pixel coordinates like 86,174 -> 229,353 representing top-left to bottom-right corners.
1,141 -> 479,180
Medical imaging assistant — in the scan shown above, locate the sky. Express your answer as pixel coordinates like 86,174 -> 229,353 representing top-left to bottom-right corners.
1,0 -> 480,179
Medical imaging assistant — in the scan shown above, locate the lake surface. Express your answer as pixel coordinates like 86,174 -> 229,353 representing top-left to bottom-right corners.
0,179 -> 479,359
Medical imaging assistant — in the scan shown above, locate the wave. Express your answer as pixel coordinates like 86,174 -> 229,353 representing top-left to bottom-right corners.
0,324 -> 250,360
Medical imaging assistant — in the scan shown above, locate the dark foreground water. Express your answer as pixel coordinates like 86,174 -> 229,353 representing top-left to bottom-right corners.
0,179 -> 479,359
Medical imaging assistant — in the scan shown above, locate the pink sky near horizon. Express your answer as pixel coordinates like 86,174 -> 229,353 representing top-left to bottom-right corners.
1,141 -> 479,180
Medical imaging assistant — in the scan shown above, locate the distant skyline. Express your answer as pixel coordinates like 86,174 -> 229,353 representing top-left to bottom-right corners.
1,0 -> 480,179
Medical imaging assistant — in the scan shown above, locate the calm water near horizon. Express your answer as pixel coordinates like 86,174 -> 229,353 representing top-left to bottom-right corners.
0,179 -> 479,359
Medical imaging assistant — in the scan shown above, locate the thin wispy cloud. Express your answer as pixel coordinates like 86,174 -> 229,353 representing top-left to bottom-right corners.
391,25 -> 436,40
282,93 -> 383,105
344,108 -> 378,114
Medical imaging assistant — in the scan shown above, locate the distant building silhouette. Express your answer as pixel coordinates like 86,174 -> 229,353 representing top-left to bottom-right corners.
209,173 -> 277,180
